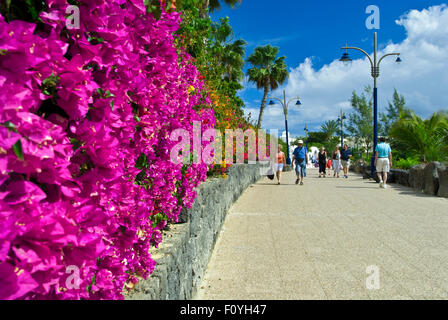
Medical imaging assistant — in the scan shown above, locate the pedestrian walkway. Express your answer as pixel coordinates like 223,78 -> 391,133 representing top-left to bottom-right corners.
195,168 -> 448,300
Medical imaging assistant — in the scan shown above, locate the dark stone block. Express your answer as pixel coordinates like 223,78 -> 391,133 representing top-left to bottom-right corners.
437,164 -> 448,198
424,162 -> 445,195
409,163 -> 426,192
387,169 -> 397,183
391,168 -> 410,187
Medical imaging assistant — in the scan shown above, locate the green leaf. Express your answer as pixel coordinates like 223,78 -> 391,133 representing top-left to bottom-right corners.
40,74 -> 60,96
145,0 -> 162,20
12,139 -> 23,161
135,153 -> 148,170
2,121 -> 16,131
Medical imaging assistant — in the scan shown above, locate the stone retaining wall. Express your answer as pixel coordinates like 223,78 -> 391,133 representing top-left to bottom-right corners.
124,163 -> 262,300
350,160 -> 448,198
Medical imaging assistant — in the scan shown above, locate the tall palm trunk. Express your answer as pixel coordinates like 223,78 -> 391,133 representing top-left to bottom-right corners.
257,84 -> 269,129
200,0 -> 210,18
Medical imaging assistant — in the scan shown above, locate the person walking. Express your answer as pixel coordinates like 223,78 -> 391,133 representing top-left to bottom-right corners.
275,145 -> 286,185
292,140 -> 308,185
325,148 -> 332,176
332,146 -> 341,178
374,137 -> 392,189
318,147 -> 327,178
341,144 -> 352,179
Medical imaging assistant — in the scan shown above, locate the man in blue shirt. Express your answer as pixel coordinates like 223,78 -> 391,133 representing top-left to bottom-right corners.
341,144 -> 352,179
374,137 -> 393,189
292,140 -> 308,185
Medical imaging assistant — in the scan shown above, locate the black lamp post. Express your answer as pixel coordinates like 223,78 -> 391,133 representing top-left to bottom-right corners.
337,110 -> 347,149
339,32 -> 401,178
269,90 -> 302,165
304,123 -> 309,150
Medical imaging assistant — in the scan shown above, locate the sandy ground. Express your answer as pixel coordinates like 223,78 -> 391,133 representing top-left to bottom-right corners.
195,168 -> 448,300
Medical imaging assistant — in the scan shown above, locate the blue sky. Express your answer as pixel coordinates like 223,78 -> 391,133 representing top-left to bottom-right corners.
211,1 -> 448,139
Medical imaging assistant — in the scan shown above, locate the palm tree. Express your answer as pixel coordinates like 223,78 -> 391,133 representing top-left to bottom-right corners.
221,39 -> 246,82
208,0 -> 242,12
211,18 -> 246,82
389,109 -> 448,162
246,45 -> 289,128
320,120 -> 339,141
200,0 -> 242,17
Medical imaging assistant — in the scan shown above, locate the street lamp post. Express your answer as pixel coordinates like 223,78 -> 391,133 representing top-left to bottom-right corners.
269,90 -> 302,165
337,109 -> 347,149
304,123 -> 309,150
339,32 -> 401,179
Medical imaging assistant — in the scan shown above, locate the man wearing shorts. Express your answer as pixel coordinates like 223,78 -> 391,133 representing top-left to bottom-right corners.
374,137 -> 392,189
341,144 -> 352,179
292,140 -> 308,185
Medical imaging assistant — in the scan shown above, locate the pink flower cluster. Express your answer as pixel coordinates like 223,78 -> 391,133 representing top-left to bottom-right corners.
0,0 -> 215,299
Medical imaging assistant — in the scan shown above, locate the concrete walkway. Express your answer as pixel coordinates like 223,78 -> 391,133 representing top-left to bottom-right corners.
195,168 -> 448,300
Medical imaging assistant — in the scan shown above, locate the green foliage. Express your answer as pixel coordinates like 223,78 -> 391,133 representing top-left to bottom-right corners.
175,2 -> 247,121
208,0 -> 242,12
324,136 -> 341,154
12,139 -> 24,161
346,86 -> 374,155
393,156 -> 420,169
145,0 -> 181,20
306,131 -> 328,145
320,120 -> 339,141
389,109 -> 448,162
380,89 -> 406,137
150,211 -> 168,228
210,17 -> 247,83
40,74 -> 60,97
175,1 -> 212,61
0,0 -> 47,23
246,45 -> 289,128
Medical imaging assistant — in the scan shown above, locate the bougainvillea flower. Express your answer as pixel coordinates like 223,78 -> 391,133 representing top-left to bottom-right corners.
0,0 -> 217,300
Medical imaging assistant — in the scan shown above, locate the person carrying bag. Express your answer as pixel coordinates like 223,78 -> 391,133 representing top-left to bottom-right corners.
292,140 -> 308,185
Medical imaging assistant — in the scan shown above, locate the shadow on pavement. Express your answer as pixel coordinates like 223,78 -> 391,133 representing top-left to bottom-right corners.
335,186 -> 378,189
396,190 -> 436,198
254,183 -> 296,186
378,183 -> 438,198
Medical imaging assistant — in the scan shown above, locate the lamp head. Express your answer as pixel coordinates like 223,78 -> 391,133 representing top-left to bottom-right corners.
268,100 -> 276,105
395,56 -> 402,63
339,51 -> 352,66
296,100 -> 302,105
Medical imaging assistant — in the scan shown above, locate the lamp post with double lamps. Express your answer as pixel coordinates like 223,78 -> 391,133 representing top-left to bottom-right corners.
269,90 -> 302,166
303,123 -> 309,150
339,32 -> 401,178
337,110 -> 347,149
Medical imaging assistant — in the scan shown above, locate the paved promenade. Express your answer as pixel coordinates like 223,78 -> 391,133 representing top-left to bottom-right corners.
195,168 -> 448,300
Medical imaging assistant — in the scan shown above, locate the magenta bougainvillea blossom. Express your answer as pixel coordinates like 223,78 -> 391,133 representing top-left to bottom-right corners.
0,0 -> 215,299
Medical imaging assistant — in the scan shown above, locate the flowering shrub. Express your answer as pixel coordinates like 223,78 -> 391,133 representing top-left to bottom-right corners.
0,0 -> 215,299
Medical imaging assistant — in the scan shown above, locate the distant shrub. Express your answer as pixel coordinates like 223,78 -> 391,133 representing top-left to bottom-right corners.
393,157 -> 421,170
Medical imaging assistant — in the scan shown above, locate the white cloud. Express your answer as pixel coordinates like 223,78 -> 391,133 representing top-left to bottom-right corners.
248,4 -> 448,137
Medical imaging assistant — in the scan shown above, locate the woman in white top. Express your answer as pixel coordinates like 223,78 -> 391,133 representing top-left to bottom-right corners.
332,146 -> 341,178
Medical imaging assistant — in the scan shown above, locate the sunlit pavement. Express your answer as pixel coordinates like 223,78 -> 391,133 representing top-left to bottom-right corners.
196,168 -> 448,300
